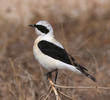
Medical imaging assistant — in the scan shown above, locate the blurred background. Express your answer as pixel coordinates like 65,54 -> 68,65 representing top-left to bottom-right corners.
0,0 -> 110,100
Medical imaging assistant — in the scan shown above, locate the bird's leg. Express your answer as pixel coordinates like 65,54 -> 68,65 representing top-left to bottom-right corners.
46,72 -> 52,79
54,69 -> 58,84
46,69 -> 56,79
46,69 -> 58,83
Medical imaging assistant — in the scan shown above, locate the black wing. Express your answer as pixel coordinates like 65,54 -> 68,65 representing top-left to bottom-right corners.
38,40 -> 96,82
38,40 -> 72,65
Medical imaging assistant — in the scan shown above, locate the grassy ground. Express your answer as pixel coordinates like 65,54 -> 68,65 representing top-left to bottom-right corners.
0,0 -> 110,100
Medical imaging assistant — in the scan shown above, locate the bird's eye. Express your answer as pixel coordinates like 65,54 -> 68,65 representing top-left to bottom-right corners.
34,25 -> 49,34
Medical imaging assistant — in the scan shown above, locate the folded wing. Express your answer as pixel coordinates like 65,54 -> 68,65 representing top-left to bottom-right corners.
38,40 -> 96,82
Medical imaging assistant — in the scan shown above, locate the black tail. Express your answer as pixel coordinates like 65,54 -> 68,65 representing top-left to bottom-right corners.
69,55 -> 96,82
74,62 -> 96,82
82,70 -> 96,82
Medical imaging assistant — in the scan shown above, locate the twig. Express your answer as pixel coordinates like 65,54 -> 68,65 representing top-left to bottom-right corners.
54,84 -> 110,90
58,90 -> 72,100
42,77 -> 110,100
39,88 -> 52,100
43,88 -> 52,100
40,76 -> 110,100
48,78 -> 61,100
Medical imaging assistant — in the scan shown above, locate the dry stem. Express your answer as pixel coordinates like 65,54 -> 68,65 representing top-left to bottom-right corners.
41,77 -> 110,100
54,84 -> 110,90
48,78 -> 61,100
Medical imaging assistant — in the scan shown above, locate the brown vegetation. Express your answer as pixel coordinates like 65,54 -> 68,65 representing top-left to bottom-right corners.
0,0 -> 110,100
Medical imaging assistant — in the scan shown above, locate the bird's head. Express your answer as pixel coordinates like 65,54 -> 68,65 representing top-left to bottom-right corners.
29,20 -> 54,36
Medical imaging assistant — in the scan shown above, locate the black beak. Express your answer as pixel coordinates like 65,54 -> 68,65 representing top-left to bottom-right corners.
28,24 -> 35,28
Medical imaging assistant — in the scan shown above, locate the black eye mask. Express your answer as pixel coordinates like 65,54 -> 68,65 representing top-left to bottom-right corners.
34,24 -> 49,34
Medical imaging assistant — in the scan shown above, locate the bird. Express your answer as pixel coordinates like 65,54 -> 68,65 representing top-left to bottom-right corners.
29,20 -> 96,82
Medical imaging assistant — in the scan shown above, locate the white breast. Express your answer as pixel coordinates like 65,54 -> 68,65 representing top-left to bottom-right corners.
33,36 -> 63,71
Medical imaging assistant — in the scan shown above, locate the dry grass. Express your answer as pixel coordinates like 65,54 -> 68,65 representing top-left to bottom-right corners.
0,0 -> 110,100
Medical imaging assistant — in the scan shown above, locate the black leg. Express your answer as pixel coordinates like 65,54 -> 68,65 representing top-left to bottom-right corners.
46,69 -> 56,79
55,69 -> 58,83
46,72 -> 52,79
46,69 -> 58,83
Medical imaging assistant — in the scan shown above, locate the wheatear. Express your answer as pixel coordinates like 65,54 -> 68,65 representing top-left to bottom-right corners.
29,20 -> 96,82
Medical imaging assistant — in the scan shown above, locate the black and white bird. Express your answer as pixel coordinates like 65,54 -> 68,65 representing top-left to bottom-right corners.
29,20 -> 96,82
